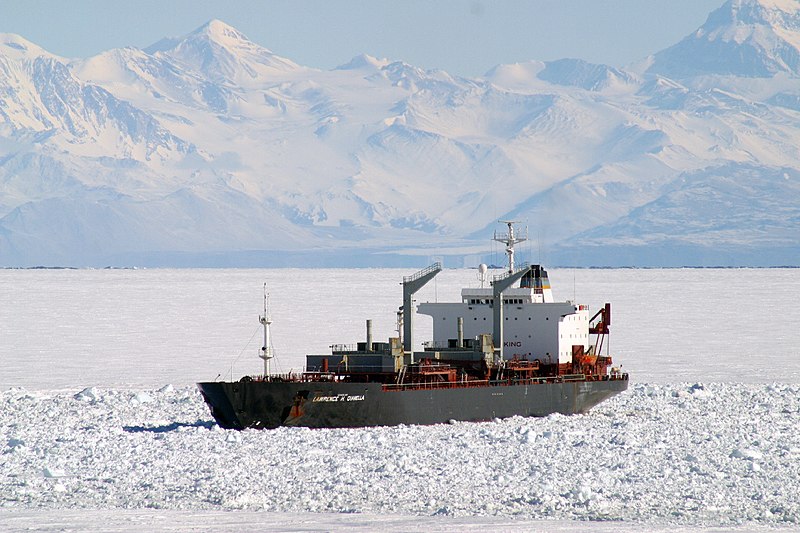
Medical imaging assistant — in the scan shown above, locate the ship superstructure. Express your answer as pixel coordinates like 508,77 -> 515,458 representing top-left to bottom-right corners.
418,221 -> 594,375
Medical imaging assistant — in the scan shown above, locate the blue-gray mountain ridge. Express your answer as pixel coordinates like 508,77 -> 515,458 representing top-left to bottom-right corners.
1,0 -> 799,267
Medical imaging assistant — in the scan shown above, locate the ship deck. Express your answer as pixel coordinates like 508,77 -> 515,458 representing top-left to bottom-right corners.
243,371 -> 629,392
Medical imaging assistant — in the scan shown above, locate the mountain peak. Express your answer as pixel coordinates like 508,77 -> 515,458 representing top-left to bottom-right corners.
143,20 -> 300,82
647,0 -> 800,78
335,54 -> 391,71
741,0 -> 798,14
537,58 -> 639,91
706,0 -> 800,28
145,19 -> 260,55
0,33 -> 54,60
191,19 -> 251,45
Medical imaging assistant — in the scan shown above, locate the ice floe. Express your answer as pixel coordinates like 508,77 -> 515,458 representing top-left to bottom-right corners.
1,382 -> 798,529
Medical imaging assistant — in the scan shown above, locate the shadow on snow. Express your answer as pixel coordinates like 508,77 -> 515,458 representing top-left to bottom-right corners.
123,420 -> 215,433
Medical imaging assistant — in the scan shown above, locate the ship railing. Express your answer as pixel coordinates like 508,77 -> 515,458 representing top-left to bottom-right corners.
422,340 -> 456,350
306,365 -> 396,373
573,372 -> 630,382
259,371 -> 626,385
403,262 -> 442,284
492,262 -> 530,283
383,379 -> 490,392
257,372 -> 302,382
421,341 -> 478,352
331,344 -> 357,353
493,226 -> 529,242
329,344 -> 393,354
382,373 -> 604,391
492,375 -> 582,385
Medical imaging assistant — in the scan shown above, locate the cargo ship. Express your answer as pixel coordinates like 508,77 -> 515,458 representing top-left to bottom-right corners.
198,222 -> 628,429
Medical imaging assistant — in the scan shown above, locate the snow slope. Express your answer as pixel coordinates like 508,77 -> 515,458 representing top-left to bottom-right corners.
2,1 -> 800,267
648,0 -> 800,78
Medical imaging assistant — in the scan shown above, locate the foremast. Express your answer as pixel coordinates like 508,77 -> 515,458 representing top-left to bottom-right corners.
258,283 -> 274,378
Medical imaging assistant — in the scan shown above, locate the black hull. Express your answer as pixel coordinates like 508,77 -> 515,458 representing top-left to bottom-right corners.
197,378 -> 629,430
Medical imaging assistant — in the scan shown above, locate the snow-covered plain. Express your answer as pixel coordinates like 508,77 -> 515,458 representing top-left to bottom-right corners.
1,268 -> 799,532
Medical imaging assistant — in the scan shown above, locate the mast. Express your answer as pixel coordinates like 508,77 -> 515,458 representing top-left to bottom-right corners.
492,265 -> 532,363
490,221 -> 530,361
258,283 -> 273,377
493,220 -> 528,274
402,262 -> 442,358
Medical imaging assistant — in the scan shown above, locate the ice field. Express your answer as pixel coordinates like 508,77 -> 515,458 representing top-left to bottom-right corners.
1,268 -> 799,532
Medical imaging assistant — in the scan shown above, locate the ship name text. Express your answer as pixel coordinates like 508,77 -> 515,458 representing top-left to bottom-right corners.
312,394 -> 366,403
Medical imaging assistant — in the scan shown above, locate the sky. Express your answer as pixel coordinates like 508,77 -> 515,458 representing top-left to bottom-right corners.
2,0 -> 724,77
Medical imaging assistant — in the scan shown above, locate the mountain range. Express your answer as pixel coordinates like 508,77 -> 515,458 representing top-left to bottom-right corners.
2,0 -> 800,267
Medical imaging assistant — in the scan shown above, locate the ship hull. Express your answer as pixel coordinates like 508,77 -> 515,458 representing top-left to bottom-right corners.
197,378 -> 629,430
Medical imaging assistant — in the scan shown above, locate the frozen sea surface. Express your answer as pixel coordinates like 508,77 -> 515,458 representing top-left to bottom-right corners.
1,382 -> 799,531
1,268 -> 799,531
1,268 -> 798,389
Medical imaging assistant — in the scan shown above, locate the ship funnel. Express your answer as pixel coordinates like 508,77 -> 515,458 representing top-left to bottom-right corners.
520,265 -> 554,303
457,317 -> 464,348
366,319 -> 373,352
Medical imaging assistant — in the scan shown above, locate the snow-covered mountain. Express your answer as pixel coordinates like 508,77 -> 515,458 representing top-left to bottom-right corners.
1,2 -> 800,267
648,0 -> 800,78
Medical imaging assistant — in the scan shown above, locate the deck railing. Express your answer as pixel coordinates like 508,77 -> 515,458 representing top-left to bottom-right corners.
492,262 -> 530,283
248,371 -> 629,386
403,262 -> 442,284
381,372 -> 628,392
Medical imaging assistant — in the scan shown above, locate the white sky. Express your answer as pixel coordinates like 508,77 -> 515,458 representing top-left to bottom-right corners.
2,0 -> 723,76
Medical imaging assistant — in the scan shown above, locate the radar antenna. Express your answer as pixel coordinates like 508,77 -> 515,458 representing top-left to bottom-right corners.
258,283 -> 274,378
493,220 -> 528,274
477,263 -> 488,288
